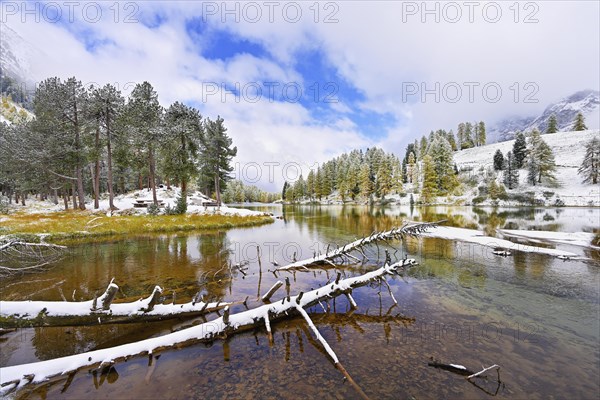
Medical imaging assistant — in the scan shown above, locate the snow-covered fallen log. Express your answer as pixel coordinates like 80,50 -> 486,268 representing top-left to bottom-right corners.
0,259 -> 417,396
0,281 -> 229,327
275,221 -> 439,271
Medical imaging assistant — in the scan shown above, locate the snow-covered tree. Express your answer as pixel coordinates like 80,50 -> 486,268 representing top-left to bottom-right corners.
125,82 -> 163,204
578,136 -> 600,184
527,130 -> 557,185
200,116 -> 237,205
546,114 -> 558,134
427,135 -> 457,195
358,163 -> 373,200
163,102 -> 203,198
89,84 -> 124,210
493,149 -> 505,171
572,112 -> 587,131
503,151 -> 519,189
512,131 -> 527,169
420,154 -> 437,204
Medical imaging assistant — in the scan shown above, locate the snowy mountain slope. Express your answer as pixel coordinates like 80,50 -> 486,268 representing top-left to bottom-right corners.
0,23 -> 42,87
453,129 -> 600,206
489,90 -> 600,142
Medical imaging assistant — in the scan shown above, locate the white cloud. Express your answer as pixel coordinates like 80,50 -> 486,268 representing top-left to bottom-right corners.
3,0 -> 599,190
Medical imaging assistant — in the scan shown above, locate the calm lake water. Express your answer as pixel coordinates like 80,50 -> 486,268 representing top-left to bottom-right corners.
1,205 -> 599,399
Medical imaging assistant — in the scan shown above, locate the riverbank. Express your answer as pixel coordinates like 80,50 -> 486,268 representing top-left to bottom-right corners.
0,212 -> 274,244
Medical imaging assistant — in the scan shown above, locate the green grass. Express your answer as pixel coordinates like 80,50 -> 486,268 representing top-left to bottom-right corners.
1,211 -> 273,243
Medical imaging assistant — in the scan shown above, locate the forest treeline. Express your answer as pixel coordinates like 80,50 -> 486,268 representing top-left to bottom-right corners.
0,77 -> 237,210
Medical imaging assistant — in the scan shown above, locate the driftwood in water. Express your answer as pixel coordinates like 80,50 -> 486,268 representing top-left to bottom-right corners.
0,281 -> 229,328
0,259 -> 417,397
275,221 -> 439,271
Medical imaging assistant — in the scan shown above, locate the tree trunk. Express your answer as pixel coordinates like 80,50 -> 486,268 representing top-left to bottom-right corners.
73,100 -> 86,210
71,181 -> 77,210
106,120 -> 116,210
149,148 -> 158,205
93,123 -> 100,209
52,188 -> 58,205
63,187 -> 69,210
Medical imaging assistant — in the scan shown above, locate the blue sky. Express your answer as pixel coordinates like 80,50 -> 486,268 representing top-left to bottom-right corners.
3,1 -> 600,190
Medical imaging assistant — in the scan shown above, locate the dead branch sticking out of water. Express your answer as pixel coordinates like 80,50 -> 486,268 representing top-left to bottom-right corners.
0,240 -> 66,277
0,259 -> 417,397
275,221 -> 441,271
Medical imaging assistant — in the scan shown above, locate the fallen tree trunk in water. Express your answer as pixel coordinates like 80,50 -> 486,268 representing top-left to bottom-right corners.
275,221 -> 439,271
0,280 -> 229,328
0,259 -> 417,397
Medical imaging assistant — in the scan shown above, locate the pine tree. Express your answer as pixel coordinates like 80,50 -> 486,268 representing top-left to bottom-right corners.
358,163 -> 373,200
407,152 -> 416,183
427,135 -> 457,195
420,154 -> 437,204
527,130 -> 557,185
578,136 -> 600,184
89,84 -> 124,210
527,157 -> 539,186
461,122 -> 474,149
447,130 -> 457,151
503,151 -> 519,189
294,174 -> 306,200
376,155 -> 393,198
477,121 -> 486,146
282,181 -> 289,200
493,149 -> 505,170
573,112 -> 587,131
419,136 -> 428,159
126,82 -> 163,205
163,102 -> 203,199
512,131 -> 527,168
306,170 -> 316,200
457,123 -> 465,149
200,116 -> 237,205
546,114 -> 558,133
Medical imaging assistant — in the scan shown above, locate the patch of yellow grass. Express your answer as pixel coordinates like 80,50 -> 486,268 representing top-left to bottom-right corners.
1,211 -> 273,243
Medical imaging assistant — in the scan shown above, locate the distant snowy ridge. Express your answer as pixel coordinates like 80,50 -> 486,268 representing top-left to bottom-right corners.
489,90 -> 600,142
453,129 -> 600,207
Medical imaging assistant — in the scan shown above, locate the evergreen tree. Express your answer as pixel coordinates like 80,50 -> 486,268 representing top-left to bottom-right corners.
89,84 -> 124,210
461,122 -> 474,149
200,116 -> 237,205
306,170 -> 316,200
447,130 -> 457,151
376,155 -> 394,198
457,122 -> 465,149
163,102 -> 203,199
419,136 -> 428,159
391,155 -> 403,194
572,112 -> 587,131
407,152 -> 416,183
503,151 -> 519,189
527,157 -> 539,186
282,181 -> 289,200
477,121 -> 486,146
420,154 -> 437,204
427,135 -> 457,195
512,131 -> 527,168
527,130 -> 557,185
126,82 -> 163,205
546,114 -> 558,133
293,174 -> 306,200
358,163 -> 373,200
493,149 -> 505,170
578,136 -> 600,184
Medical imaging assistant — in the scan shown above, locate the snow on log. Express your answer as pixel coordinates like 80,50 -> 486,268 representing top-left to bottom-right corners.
275,221 -> 439,271
0,281 -> 229,327
0,259 -> 417,395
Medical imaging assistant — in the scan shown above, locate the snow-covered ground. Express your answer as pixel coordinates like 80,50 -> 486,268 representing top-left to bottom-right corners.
8,187 -> 268,217
452,129 -> 600,207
